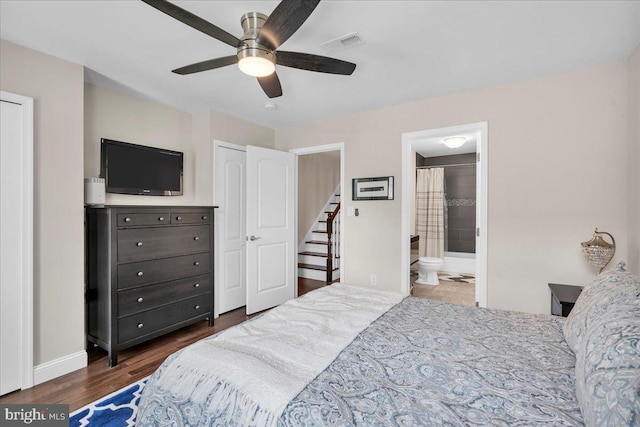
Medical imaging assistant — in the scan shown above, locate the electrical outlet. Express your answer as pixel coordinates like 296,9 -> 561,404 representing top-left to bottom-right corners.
370,274 -> 377,286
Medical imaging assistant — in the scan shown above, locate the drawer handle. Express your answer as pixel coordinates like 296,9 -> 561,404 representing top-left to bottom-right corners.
194,261 -> 200,266
137,271 -> 144,277
194,283 -> 200,288
137,323 -> 144,329
124,217 -> 131,223
158,216 -> 164,221
136,241 -> 143,247
194,305 -> 200,310
176,216 -> 182,221
137,297 -> 144,303
202,216 -> 208,220
193,236 -> 200,241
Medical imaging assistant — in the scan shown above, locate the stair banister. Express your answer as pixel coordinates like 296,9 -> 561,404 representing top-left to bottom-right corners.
326,202 -> 340,283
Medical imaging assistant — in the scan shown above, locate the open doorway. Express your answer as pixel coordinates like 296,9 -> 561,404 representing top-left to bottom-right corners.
290,143 -> 345,293
401,123 -> 488,307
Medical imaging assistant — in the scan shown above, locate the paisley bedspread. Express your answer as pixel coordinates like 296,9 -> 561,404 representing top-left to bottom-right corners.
280,297 -> 583,426
139,294 -> 584,426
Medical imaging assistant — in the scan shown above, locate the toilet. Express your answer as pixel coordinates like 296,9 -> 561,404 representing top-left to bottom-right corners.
416,257 -> 444,285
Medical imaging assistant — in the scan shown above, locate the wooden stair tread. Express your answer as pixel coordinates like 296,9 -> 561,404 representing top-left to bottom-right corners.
306,240 -> 328,245
313,230 -> 328,234
298,263 -> 339,272
299,251 -> 328,258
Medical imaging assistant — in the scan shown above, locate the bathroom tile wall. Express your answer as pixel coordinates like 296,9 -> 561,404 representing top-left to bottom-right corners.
417,153 -> 476,253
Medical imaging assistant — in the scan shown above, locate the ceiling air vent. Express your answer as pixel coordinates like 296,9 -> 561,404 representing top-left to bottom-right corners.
320,32 -> 365,54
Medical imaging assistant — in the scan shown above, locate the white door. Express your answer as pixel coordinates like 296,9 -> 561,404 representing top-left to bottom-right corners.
246,146 -> 296,315
1,100 -> 24,395
215,144 -> 247,314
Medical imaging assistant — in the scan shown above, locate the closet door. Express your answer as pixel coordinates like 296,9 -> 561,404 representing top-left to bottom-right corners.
215,143 -> 247,314
245,146 -> 295,315
0,100 -> 24,395
0,92 -> 33,395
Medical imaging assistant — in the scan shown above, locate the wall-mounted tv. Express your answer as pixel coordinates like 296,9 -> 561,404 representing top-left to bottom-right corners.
100,138 -> 183,196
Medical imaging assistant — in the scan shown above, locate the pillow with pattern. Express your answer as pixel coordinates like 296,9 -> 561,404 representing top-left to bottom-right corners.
563,269 -> 637,354
574,285 -> 640,426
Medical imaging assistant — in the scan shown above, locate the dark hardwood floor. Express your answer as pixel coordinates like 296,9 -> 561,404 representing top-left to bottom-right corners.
0,278 -> 328,411
298,276 -> 330,295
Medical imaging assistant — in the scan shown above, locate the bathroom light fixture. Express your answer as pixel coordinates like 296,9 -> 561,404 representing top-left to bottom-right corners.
581,228 -> 616,273
442,136 -> 466,149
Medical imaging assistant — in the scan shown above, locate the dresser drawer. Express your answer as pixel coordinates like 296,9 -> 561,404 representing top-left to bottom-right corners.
118,253 -> 210,290
118,293 -> 211,343
117,225 -> 210,262
171,212 -> 211,225
117,213 -> 170,228
118,274 -> 211,317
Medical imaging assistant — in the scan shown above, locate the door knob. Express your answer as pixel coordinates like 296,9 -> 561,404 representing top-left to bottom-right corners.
248,235 -> 262,241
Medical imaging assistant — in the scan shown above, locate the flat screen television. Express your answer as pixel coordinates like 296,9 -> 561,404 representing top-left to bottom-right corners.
100,138 -> 183,196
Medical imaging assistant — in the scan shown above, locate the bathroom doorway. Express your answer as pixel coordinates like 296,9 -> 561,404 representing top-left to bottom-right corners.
401,123 -> 488,307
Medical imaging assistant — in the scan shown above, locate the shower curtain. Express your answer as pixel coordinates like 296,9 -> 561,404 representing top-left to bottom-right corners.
416,167 -> 445,258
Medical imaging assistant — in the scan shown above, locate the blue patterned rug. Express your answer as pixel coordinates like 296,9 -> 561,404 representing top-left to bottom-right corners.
69,378 -> 147,426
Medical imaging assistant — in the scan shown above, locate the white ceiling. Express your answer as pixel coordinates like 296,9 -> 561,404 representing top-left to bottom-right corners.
1,1 -> 639,129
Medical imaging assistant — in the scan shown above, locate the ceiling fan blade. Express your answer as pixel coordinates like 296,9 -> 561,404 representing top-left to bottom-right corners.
172,56 -> 238,75
277,51 -> 356,75
257,73 -> 283,98
142,0 -> 240,48
256,0 -> 321,50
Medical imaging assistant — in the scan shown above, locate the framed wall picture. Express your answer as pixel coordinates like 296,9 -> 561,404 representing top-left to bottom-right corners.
352,176 -> 394,200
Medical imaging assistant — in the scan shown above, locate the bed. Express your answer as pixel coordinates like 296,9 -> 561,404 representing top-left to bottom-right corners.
137,268 -> 640,426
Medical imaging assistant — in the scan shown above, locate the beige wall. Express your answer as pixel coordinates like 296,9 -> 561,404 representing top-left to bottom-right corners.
194,110 -> 274,205
84,84 -> 194,205
297,151 -> 340,243
628,45 -> 640,274
84,85 -> 273,206
275,61 -> 629,314
0,40 -> 85,365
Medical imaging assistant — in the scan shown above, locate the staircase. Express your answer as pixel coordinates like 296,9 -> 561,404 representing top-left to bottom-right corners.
298,186 -> 341,283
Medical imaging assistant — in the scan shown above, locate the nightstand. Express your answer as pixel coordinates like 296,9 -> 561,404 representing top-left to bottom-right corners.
548,283 -> 583,317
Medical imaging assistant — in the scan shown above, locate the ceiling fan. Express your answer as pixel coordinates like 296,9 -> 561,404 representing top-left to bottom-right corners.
141,0 -> 357,98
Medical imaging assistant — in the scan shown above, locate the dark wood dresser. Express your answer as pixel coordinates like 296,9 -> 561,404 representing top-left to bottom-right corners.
86,206 -> 216,366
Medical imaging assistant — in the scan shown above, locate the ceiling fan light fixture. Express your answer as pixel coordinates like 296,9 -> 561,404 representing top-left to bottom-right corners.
237,11 -> 275,78
238,55 -> 275,77
442,136 -> 467,149
143,0 -> 356,97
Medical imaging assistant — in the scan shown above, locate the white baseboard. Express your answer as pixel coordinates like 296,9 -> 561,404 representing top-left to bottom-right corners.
33,350 -> 87,386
